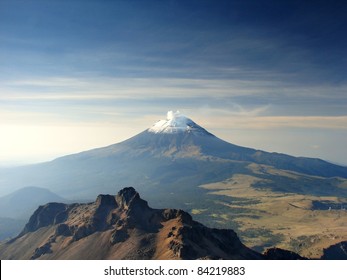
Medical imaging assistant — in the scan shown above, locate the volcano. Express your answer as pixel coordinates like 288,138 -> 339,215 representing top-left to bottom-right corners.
0,110 -> 346,200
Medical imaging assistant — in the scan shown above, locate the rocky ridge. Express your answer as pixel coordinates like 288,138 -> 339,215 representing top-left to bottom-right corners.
1,187 -> 264,260
2,187 -> 339,260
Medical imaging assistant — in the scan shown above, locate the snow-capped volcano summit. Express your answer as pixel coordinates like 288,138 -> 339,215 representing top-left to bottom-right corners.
148,111 -> 211,135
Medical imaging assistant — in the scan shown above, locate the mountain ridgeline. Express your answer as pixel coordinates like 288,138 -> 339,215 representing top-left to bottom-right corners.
0,187 -> 264,260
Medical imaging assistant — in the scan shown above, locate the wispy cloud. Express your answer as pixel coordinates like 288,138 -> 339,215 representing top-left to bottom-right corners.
2,76 -> 346,102
195,113 -> 347,131
2,75 -> 346,131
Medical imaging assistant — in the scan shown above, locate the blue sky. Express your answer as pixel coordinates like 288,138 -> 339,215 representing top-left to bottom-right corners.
0,0 -> 347,165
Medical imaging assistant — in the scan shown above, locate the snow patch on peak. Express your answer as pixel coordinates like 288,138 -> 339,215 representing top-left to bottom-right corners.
148,111 -> 210,135
165,110 -> 190,127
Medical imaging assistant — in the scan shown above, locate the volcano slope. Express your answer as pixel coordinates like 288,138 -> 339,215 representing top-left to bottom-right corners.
0,187 -> 264,260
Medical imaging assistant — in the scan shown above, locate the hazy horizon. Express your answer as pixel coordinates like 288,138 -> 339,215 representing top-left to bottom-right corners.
1,0 -> 347,166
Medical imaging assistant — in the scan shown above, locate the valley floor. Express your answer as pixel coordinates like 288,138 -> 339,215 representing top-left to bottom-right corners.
199,172 -> 347,259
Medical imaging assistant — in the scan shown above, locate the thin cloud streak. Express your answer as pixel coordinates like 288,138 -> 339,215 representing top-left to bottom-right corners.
2,76 -> 347,102
204,115 -> 347,130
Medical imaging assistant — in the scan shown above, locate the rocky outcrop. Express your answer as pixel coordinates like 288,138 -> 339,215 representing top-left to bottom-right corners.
263,247 -> 307,260
19,202 -> 70,235
321,241 -> 347,260
0,187 -> 265,260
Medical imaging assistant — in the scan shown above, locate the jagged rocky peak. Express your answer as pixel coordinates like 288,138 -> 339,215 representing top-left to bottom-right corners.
162,208 -> 193,224
115,186 -> 148,210
148,110 -> 213,136
20,202 -> 69,235
95,194 -> 117,208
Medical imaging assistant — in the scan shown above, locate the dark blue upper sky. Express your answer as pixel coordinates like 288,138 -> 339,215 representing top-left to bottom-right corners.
0,0 -> 347,164
1,0 -> 346,83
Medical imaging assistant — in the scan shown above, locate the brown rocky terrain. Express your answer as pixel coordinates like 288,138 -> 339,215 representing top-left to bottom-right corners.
0,187 -> 265,260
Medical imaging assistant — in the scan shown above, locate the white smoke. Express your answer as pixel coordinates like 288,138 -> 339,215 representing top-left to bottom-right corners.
149,110 -> 192,133
167,110 -> 181,120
